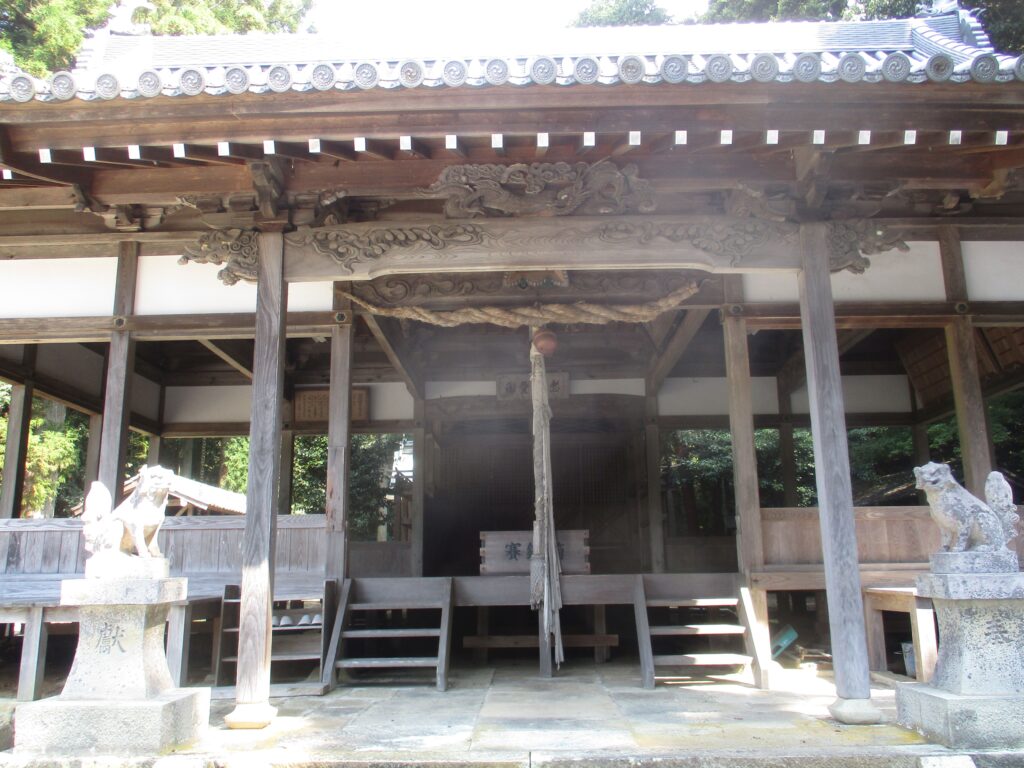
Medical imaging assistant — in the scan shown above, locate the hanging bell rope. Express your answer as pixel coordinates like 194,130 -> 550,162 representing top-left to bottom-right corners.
337,280 -> 702,329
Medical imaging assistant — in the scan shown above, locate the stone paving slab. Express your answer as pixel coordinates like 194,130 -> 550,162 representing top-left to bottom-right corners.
3,660 -> 1022,767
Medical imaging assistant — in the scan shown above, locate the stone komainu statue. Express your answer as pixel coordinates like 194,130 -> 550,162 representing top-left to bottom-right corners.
82,465 -> 173,558
914,462 -> 1020,553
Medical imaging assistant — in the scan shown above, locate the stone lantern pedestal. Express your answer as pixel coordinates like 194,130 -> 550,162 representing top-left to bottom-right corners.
897,552 -> 1024,749
15,559 -> 210,756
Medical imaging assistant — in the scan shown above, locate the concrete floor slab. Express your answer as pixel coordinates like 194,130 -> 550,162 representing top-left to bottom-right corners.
3,659 -> 1018,767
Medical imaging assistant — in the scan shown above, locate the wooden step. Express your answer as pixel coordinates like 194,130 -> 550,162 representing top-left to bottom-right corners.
338,657 -> 439,669
646,597 -> 738,608
349,602 -> 443,611
653,653 -> 752,667
650,624 -> 746,636
223,651 -> 322,663
342,628 -> 441,639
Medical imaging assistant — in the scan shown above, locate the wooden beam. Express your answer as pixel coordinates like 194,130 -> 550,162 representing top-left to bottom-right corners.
362,313 -> 423,400
226,231 -> 286,730
0,347 -> 35,518
325,288 -> 353,586
797,222 -> 875,713
198,339 -> 253,380
647,308 -> 711,392
97,242 -> 137,503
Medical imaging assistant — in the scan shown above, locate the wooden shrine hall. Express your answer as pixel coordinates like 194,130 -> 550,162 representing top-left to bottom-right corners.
1,3 -> 1024,729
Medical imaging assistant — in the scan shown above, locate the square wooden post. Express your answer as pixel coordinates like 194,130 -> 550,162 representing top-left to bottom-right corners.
946,316 -> 992,497
325,294 -> 353,584
798,222 -> 879,723
226,231 -> 286,730
411,399 -> 426,577
98,242 -> 138,503
83,413 -> 103,487
0,367 -> 34,519
644,391 -> 666,573
723,283 -> 772,689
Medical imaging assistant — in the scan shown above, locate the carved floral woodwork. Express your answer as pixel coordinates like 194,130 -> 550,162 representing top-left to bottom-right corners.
285,223 -> 486,276
424,161 -> 657,218
179,228 -> 259,285
826,221 -> 909,274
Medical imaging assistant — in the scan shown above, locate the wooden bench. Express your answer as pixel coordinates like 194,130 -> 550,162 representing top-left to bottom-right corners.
863,586 -> 937,682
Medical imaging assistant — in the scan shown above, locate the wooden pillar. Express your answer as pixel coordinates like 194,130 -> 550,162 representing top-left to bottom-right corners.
83,413 -> 103,487
226,231 -> 286,730
798,223 -> 877,721
912,421 -> 931,504
644,391 -> 666,573
98,243 -> 138,503
146,435 -> 162,467
946,317 -> 992,497
325,302 -> 353,584
278,429 -> 294,514
777,378 -> 799,508
411,399 -> 426,577
723,281 -> 763,575
1,348 -> 35,519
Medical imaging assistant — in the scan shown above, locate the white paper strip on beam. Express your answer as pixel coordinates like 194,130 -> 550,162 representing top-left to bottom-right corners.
0,258 -> 117,318
570,378 -> 644,396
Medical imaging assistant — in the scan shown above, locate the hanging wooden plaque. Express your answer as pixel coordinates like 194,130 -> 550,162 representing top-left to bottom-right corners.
496,371 -> 569,401
294,387 -> 369,423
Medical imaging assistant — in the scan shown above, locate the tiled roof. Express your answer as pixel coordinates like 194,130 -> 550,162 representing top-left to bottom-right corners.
2,9 -> 1022,103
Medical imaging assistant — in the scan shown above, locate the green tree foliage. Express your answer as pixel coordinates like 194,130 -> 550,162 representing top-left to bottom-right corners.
573,0 -> 672,27
702,0 -> 847,23
1,0 -> 311,77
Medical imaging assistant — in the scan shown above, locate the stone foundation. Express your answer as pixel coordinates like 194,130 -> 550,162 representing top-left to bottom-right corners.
15,688 -> 210,756
897,684 -> 1024,750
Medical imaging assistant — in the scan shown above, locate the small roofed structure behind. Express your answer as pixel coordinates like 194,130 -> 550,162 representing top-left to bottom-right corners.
71,472 -> 246,517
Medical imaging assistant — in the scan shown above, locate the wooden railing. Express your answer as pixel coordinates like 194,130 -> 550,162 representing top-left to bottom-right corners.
760,506 -> 939,567
761,505 -> 1024,567
0,515 -> 326,576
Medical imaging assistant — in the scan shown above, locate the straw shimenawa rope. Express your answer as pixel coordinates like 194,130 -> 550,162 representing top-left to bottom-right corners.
337,280 -> 702,329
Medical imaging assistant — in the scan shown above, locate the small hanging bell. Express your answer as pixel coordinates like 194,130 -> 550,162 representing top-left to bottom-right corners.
532,327 -> 557,357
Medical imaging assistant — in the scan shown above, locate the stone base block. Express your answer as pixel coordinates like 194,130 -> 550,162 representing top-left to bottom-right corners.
930,550 -> 1019,574
897,682 -> 1024,749
14,687 -> 209,756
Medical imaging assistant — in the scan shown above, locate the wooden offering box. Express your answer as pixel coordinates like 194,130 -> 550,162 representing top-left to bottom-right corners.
479,530 -> 590,575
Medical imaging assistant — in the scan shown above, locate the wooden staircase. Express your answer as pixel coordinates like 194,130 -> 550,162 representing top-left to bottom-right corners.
323,577 -> 454,691
633,574 -> 769,689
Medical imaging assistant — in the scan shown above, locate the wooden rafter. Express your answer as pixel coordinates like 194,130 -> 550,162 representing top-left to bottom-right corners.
198,338 -> 253,380
362,313 -> 423,400
646,308 -> 712,392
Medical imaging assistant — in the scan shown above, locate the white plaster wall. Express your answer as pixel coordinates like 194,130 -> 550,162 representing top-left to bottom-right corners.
288,282 -> 334,311
742,272 -> 798,303
34,344 -> 105,398
425,381 -> 496,399
164,385 -> 252,423
136,256 -> 335,314
366,383 -> 414,421
135,256 -> 257,314
831,242 -> 945,302
0,258 -> 117,318
962,241 -> 1024,302
131,374 -> 161,421
658,377 -> 778,416
790,375 -> 912,414
741,242 -> 944,303
570,378 -> 645,396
